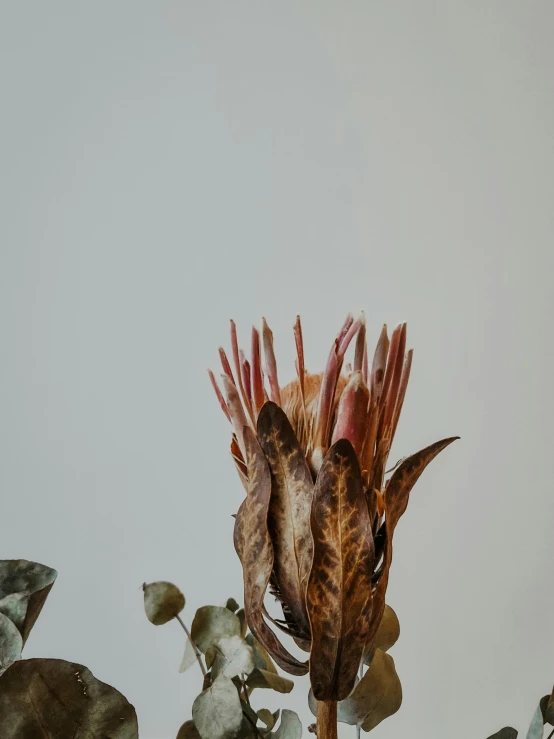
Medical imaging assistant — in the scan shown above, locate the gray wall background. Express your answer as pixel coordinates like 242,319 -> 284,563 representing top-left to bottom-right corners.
1,2 -> 554,737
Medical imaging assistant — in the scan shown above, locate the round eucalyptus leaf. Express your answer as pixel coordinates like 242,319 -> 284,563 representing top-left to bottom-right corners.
271,709 -> 302,739
211,635 -> 254,679
526,704 -> 544,739
258,708 -> 277,731
143,581 -> 185,625
192,675 -> 243,739
245,633 -> 278,674
328,649 -> 402,729
191,606 -> 241,654
543,688 -> 554,726
0,560 -> 57,646
176,720 -> 201,738
246,667 -> 293,694
0,658 -> 138,738
0,613 -> 22,676
364,604 -> 400,664
180,637 -> 199,673
225,598 -> 240,613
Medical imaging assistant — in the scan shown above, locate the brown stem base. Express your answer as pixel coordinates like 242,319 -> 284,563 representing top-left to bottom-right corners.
316,700 -> 338,739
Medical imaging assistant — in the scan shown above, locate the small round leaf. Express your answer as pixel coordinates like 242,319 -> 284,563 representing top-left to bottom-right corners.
0,613 -> 22,676
191,606 -> 241,654
143,582 -> 185,626
192,675 -> 243,739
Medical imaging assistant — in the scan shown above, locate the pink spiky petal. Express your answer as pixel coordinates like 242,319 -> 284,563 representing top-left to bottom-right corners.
251,326 -> 265,413
331,370 -> 371,458
262,317 -> 281,406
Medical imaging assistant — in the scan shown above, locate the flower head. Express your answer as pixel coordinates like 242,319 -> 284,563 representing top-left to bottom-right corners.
210,314 -> 457,701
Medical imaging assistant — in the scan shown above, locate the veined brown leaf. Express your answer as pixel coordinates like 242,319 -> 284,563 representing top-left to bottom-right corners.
233,427 -> 308,676
307,439 -> 375,701
257,402 -> 314,645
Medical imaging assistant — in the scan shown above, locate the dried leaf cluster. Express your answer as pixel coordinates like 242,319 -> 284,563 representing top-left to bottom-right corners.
0,559 -> 138,738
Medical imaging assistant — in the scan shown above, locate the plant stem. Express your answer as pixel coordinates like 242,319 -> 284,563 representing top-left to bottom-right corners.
175,614 -> 207,677
356,662 -> 363,738
317,701 -> 338,739
546,729 -> 554,739
241,678 -> 264,739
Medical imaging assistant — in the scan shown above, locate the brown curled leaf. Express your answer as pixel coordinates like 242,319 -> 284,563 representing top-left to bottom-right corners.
257,402 -> 314,642
233,426 -> 308,676
307,439 -> 375,701
368,436 -> 459,645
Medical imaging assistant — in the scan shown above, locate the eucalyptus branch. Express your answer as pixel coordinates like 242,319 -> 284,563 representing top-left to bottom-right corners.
241,676 -> 264,739
175,614 -> 207,677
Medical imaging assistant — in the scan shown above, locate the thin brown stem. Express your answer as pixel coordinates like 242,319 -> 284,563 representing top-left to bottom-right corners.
317,701 -> 338,739
546,729 -> 554,739
175,614 -> 206,677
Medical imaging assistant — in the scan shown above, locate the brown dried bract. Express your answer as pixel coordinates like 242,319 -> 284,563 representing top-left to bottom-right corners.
307,440 -> 375,701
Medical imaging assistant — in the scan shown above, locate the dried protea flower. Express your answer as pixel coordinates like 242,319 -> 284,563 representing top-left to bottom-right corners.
209,314 -> 457,736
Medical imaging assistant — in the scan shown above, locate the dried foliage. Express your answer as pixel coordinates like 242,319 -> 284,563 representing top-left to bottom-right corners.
0,559 -> 138,738
211,313 -> 458,735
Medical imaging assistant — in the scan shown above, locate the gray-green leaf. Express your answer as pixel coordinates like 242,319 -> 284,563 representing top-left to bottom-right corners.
225,598 -> 240,613
271,709 -> 302,738
211,635 -> 254,679
363,604 -> 400,665
526,704 -> 544,739
191,606 -> 241,654
0,560 -> 57,646
245,633 -> 278,674
334,649 -> 402,730
177,720 -> 201,739
258,708 -> 278,731
246,668 -> 294,694
143,581 -> 185,625
180,636 -> 199,673
192,675 -> 243,739
0,613 -> 22,676
0,658 -> 138,738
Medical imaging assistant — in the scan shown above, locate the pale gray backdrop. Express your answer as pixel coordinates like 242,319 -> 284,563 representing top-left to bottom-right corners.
1,2 -> 553,738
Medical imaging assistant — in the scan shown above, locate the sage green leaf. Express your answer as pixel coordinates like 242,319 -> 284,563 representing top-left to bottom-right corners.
191,606 -> 241,654
234,700 -> 260,739
526,704 -> 544,739
333,649 -> 402,729
486,729 -> 518,739
0,613 -> 22,675
143,581 -> 185,625
364,605 -> 400,664
226,598 -> 240,613
180,636 -> 199,673
258,708 -> 277,731
177,720 -> 201,739
271,709 -> 302,738
0,560 -> 57,646
0,657 -> 138,738
205,647 -> 216,670
192,675 -> 243,739
211,635 -> 254,679
544,688 -> 554,726
245,633 -> 278,674
246,667 -> 294,694
236,607 -> 247,637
